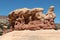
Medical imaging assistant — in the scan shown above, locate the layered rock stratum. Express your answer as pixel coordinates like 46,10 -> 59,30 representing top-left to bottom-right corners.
8,6 -> 56,31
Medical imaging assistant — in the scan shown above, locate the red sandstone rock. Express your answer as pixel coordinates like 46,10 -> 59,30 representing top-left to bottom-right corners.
8,7 -> 56,31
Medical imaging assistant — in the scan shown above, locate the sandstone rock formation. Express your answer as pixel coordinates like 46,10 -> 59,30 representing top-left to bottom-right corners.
0,30 -> 60,40
8,6 -> 56,31
45,6 -> 56,20
3,25 -> 8,34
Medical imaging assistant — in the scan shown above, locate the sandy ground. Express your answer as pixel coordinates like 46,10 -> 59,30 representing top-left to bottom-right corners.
0,36 -> 1,38
0,30 -> 60,40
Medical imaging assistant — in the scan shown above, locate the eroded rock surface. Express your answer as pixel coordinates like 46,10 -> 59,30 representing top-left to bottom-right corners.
0,30 -> 60,40
8,6 -> 56,31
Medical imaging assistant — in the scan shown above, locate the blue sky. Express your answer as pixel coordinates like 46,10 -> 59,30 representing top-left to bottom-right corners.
0,0 -> 60,23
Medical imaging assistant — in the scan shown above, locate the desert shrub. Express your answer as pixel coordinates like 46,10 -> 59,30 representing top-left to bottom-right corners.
55,25 -> 58,30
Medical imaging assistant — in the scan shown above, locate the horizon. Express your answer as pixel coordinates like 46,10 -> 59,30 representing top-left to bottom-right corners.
0,0 -> 60,23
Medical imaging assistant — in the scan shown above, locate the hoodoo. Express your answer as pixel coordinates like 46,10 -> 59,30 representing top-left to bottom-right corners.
8,6 -> 56,31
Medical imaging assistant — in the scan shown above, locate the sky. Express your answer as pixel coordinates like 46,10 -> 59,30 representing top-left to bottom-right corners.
0,0 -> 60,23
